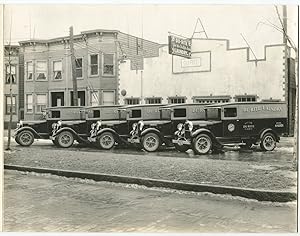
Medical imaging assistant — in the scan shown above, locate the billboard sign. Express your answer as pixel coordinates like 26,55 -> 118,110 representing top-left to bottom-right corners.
168,35 -> 192,59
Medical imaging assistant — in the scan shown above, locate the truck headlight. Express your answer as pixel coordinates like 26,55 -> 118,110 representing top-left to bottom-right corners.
138,121 -> 144,131
132,123 -> 137,130
57,120 -> 62,126
91,123 -> 96,129
16,120 -> 23,129
96,121 -> 102,129
186,120 -> 193,131
52,123 -> 57,129
177,123 -> 183,131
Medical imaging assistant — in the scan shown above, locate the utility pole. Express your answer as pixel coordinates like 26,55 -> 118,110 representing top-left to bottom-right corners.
6,46 -> 13,150
6,15 -> 13,150
69,26 -> 78,106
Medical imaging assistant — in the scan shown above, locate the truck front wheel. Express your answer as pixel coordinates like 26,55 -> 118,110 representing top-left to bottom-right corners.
141,133 -> 160,152
192,133 -> 212,155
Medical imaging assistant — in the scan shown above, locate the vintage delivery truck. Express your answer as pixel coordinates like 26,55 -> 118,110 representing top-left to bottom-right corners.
172,102 -> 288,154
14,106 -> 85,147
51,105 -> 126,148
128,103 -> 206,152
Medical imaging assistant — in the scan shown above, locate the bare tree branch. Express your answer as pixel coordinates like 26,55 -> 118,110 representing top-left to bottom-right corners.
274,5 -> 297,52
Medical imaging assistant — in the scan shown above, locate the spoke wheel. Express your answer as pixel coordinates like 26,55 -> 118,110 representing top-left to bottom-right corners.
192,133 -> 212,155
98,132 -> 115,150
260,133 -> 276,151
57,131 -> 74,148
174,143 -> 189,152
142,133 -> 160,152
16,130 -> 34,147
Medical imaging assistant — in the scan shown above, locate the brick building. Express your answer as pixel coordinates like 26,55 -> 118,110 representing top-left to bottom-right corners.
19,29 -> 161,120
3,45 -> 23,128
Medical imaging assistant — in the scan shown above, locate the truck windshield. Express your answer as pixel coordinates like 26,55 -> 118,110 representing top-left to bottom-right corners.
119,110 -> 127,120
206,108 -> 221,120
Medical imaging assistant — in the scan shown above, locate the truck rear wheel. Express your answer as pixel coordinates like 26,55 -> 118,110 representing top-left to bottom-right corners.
192,133 -> 212,155
260,132 -> 276,151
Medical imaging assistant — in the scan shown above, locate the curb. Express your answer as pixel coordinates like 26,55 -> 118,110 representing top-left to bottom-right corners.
4,164 -> 297,203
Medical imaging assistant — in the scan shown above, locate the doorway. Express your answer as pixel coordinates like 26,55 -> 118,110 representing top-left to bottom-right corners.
51,92 -> 64,107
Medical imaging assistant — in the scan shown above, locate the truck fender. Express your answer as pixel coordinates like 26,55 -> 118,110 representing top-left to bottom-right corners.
259,128 -> 280,142
53,127 -> 83,141
15,127 -> 41,139
140,128 -> 163,140
96,128 -> 121,141
192,128 -> 223,149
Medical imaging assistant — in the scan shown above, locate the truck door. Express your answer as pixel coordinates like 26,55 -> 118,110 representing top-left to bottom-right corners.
222,107 -> 240,137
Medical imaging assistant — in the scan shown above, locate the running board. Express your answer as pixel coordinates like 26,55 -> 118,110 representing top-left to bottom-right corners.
222,143 -> 247,147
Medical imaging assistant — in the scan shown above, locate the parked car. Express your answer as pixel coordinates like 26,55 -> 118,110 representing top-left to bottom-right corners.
128,103 -> 207,152
14,106 -> 85,147
51,105 -> 125,148
172,102 -> 288,154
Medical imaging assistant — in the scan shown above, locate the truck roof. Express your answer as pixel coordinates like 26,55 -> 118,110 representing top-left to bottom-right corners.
205,101 -> 286,108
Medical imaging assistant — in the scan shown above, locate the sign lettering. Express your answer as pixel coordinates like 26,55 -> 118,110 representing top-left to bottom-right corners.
192,108 -> 205,113
181,58 -> 201,68
168,35 -> 192,59
243,106 -> 283,113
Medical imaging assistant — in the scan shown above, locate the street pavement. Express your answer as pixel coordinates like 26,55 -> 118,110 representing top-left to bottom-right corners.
4,170 -> 297,233
4,137 -> 297,191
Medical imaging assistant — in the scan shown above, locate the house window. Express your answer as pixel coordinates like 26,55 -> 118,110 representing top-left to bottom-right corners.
90,91 -> 99,106
193,96 -> 230,104
5,95 -> 16,114
90,54 -> 99,76
36,61 -> 47,80
75,58 -> 83,78
168,97 -> 186,104
70,91 -> 85,106
235,95 -> 257,102
103,54 -> 114,76
6,64 -> 16,84
145,97 -> 162,104
124,98 -> 140,105
102,90 -> 115,105
53,61 -> 62,80
26,94 -> 33,113
26,61 -> 33,80
36,94 -> 47,113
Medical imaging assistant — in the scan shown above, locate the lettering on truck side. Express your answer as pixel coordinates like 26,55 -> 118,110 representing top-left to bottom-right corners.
192,108 -> 205,113
243,106 -> 283,113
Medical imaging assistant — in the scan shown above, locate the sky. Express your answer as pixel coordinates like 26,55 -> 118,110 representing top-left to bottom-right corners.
3,4 -> 298,58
